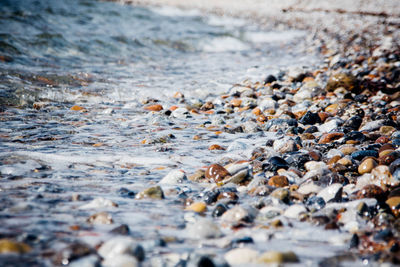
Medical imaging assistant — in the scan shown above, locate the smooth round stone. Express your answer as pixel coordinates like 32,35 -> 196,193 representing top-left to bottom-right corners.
318,119 -> 342,133
159,170 -> 187,184
136,186 -> 164,200
268,175 -> 289,188
371,165 -> 394,186
98,237 -> 145,262
297,183 -> 322,195
270,188 -> 290,203
110,224 -> 130,236
79,197 -> 118,210
318,132 -> 344,144
188,169 -> 205,182
221,205 -> 258,226
69,255 -> 101,267
264,156 -> 289,172
87,212 -> 113,225
326,73 -> 357,92
380,126 -> 396,135
212,203 -> 228,217
299,111 -> 320,125
343,115 -> 363,130
339,144 -> 358,155
205,164 -> 230,182
186,202 -> 207,213
117,188 -> 136,199
356,184 -> 386,202
386,197 -> 400,217
258,206 -> 283,220
351,150 -> 379,161
358,158 -> 378,174
283,204 -> 307,219
337,157 -> 352,166
186,219 -> 222,239
305,196 -> 326,211
379,151 -> 398,166
102,255 -> 138,267
273,137 -> 298,154
224,248 -> 259,265
0,239 -> 31,254
359,119 -> 385,132
305,161 -> 327,172
257,251 -> 299,264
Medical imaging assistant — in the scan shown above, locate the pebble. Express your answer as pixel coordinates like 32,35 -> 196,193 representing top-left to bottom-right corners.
358,158 -> 378,174
205,164 -> 230,183
79,197 -> 118,209
264,156 -> 289,172
144,104 -> 163,111
53,242 -> 94,265
351,150 -> 379,161
326,73 -> 358,92
186,218 -> 222,239
356,184 -> 386,202
273,137 -> 298,154
318,132 -> 344,144
298,182 -> 322,195
186,202 -> 207,213
317,183 -> 343,203
136,186 -> 164,199
87,211 -> 113,224
257,251 -> 299,264
188,169 -> 205,182
0,239 -> 31,254
386,197 -> 400,217
159,170 -> 187,184
284,204 -> 307,219
98,236 -> 145,262
270,188 -> 290,203
306,196 -> 326,211
102,255 -> 138,267
220,205 -> 258,226
224,248 -> 259,265
318,119 -> 342,133
212,203 -> 228,217
268,175 -> 289,187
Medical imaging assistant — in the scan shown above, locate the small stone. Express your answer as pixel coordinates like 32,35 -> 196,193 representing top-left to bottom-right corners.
297,183 -> 322,195
87,212 -> 113,224
386,197 -> 400,217
305,196 -> 326,211
264,156 -> 289,172
299,111 -> 321,125
358,158 -> 378,174
144,104 -> 163,111
380,126 -> 396,135
98,236 -> 145,262
283,204 -> 307,219
53,242 -> 94,265
117,188 -> 136,199
318,132 -> 344,144
186,202 -> 207,213
337,157 -> 352,166
102,254 -> 138,267
270,188 -> 290,203
208,144 -> 225,150
0,239 -> 31,254
379,151 -> 398,166
188,169 -> 205,182
212,203 -> 228,217
316,183 -> 342,203
205,164 -> 230,183
268,175 -> 289,187
110,224 -> 130,235
356,184 -> 386,202
159,170 -> 187,184
79,197 -> 118,209
221,205 -> 257,226
326,73 -> 358,92
186,218 -> 222,239
230,98 -> 242,107
351,150 -> 379,161
136,186 -> 164,200
359,120 -> 385,132
339,145 -> 358,155
273,137 -> 298,154
224,248 -> 259,265
257,251 -> 299,264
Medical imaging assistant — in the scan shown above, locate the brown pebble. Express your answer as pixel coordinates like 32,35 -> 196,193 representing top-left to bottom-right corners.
379,144 -> 394,154
379,152 -> 398,166
318,112 -> 330,122
268,175 -> 289,188
209,144 -> 225,151
380,126 -> 396,135
340,145 -> 357,155
186,202 -> 207,213
217,191 -> 238,202
0,239 -> 31,254
358,158 -> 378,174
326,73 -> 358,92
188,169 -> 205,182
386,197 -> 400,217
205,164 -> 230,182
356,184 -> 386,202
144,104 -> 163,111
309,151 -> 321,161
318,132 -> 344,144
337,157 -> 352,166
328,155 -> 341,165
375,136 -> 390,144
230,98 -> 242,107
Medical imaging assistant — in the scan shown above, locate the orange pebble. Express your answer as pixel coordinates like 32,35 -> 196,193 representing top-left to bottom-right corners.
144,104 -> 163,111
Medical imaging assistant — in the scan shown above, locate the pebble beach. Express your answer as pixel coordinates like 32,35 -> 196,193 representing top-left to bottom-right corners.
1,0 -> 400,266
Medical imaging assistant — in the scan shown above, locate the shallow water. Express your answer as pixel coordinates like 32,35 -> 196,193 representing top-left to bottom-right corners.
0,0 -> 360,266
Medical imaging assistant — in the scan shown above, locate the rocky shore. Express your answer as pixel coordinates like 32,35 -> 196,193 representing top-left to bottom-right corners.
1,0 -> 400,266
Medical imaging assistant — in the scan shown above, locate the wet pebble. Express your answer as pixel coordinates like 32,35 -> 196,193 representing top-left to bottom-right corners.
186,218 -> 222,239
136,186 -> 164,200
53,242 -> 95,266
79,197 -> 118,209
220,205 -> 258,226
257,251 -> 299,264
159,170 -> 187,184
305,196 -> 326,211
205,164 -> 230,183
186,202 -> 207,213
273,137 -> 298,154
87,211 -> 113,224
284,204 -> 307,219
98,236 -> 145,262
358,158 -> 378,174
351,150 -> 379,161
268,175 -> 289,187
0,239 -> 31,254
317,183 -> 343,203
224,248 -> 259,265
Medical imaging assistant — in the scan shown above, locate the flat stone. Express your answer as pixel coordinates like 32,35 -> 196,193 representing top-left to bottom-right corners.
224,248 -> 259,265
159,170 -> 187,184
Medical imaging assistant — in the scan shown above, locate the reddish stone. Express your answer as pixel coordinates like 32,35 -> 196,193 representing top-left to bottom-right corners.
356,184 -> 386,202
205,164 -> 230,182
375,136 -> 390,144
268,175 -> 289,188
318,132 -> 344,144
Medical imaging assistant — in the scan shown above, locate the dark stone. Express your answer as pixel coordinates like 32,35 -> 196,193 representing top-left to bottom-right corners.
117,187 -> 136,199
53,242 -> 96,265
284,152 -> 311,171
305,196 -> 326,211
203,190 -> 220,205
315,172 -> 348,187
263,156 -> 289,172
110,224 -> 130,235
349,234 -> 359,249
304,126 -> 318,133
344,131 -> 366,142
264,118 -> 298,131
264,75 -> 277,84
354,94 -> 368,103
212,203 -> 228,217
343,116 -> 363,130
311,215 -> 330,225
351,150 -> 379,161
232,236 -> 254,245
299,111 -> 321,125
389,158 -> 400,174
374,229 -> 393,242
